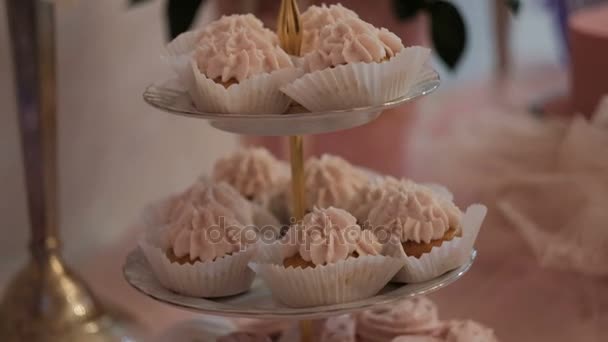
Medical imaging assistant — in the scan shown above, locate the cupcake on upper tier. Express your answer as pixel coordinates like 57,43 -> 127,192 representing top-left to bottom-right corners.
250,207 -> 404,308
300,3 -> 359,54
164,14 -> 302,114
282,12 -> 431,111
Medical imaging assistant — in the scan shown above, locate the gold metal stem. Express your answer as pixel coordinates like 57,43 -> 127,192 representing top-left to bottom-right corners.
278,1 -> 311,341
289,136 -> 306,220
0,1 -> 139,340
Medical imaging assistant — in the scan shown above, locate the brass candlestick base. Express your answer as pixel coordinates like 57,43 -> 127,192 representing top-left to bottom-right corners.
0,254 -> 140,342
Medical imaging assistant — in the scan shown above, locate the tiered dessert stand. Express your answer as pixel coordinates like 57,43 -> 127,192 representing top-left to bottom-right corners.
123,1 -> 477,341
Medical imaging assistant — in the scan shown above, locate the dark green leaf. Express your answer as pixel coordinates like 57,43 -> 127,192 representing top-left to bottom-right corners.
505,0 -> 521,15
393,0 -> 427,21
129,0 -> 152,6
428,1 -> 466,70
166,0 -> 205,40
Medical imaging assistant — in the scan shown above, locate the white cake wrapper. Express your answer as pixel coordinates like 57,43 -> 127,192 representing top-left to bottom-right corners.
249,242 -> 405,308
161,30 -> 201,89
280,46 -> 431,112
139,240 -> 256,298
190,61 -> 304,114
390,204 -> 487,283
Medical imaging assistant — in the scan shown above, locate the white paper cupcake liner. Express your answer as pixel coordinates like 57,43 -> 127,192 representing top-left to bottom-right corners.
190,61 -> 304,114
161,30 -> 201,88
390,204 -> 488,283
249,242 -> 405,308
281,46 -> 431,112
139,240 -> 256,298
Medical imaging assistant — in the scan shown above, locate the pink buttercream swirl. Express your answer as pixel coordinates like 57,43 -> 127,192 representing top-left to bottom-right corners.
283,207 -> 380,265
167,180 -> 254,227
367,179 -> 462,244
303,17 -> 404,71
162,200 -> 247,262
194,16 -> 293,83
295,154 -> 368,211
198,14 -> 278,45
441,320 -> 499,342
212,148 -> 289,204
301,4 -> 360,54
357,297 -> 443,341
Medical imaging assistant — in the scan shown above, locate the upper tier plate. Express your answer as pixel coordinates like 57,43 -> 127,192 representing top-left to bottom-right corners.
143,68 -> 439,136
123,247 -> 475,320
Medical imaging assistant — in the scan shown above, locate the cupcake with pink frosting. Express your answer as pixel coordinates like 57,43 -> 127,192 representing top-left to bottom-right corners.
356,297 -> 443,342
300,4 -> 360,55
139,180 -> 259,298
288,154 -> 368,215
163,14 -> 302,114
282,14 -> 431,111
361,178 -> 487,283
212,147 -> 289,208
250,207 -> 404,308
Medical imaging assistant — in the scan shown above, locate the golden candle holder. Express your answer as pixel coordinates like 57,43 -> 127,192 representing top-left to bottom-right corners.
0,1 -> 140,341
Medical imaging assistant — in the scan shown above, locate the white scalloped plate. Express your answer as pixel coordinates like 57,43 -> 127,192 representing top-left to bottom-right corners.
142,68 -> 439,136
123,248 -> 475,320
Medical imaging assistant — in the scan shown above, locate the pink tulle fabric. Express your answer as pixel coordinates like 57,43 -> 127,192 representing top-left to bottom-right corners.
407,96 -> 608,341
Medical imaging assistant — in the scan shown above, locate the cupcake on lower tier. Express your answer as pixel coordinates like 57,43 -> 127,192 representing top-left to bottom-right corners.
356,297 -> 443,342
282,16 -> 431,112
139,187 -> 258,298
364,179 -> 486,283
288,154 -> 368,216
212,147 -> 289,227
250,207 -> 404,308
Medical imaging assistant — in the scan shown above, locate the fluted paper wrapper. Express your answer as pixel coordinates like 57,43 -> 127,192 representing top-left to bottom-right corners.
250,242 -> 404,308
391,204 -> 487,283
281,46 -> 431,112
139,240 -> 256,298
190,61 -> 303,114
162,30 -> 201,87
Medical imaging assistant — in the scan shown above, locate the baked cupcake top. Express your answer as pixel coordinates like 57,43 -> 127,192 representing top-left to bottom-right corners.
195,26 -> 293,83
357,297 -> 443,339
301,3 -> 359,54
198,14 -> 278,45
294,154 -> 367,212
320,314 -> 356,342
303,17 -> 404,71
162,200 -> 247,262
441,320 -> 498,342
217,332 -> 271,342
167,180 -> 254,227
212,148 -> 289,204
367,179 -> 462,244
283,207 -> 382,266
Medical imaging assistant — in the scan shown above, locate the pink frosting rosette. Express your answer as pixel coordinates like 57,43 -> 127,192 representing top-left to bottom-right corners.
320,314 -> 357,342
282,15 -> 431,112
356,297 -> 443,342
138,180 -> 260,298
162,14 -> 303,114
250,207 -> 405,308
439,320 -> 499,342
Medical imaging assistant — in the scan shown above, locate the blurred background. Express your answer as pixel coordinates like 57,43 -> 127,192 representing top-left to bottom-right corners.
1,0 -> 607,341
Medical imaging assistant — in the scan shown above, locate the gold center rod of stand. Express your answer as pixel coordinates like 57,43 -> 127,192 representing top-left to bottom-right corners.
278,1 -> 312,341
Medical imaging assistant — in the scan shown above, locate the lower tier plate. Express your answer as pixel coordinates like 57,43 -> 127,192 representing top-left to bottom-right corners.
123,248 -> 476,320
